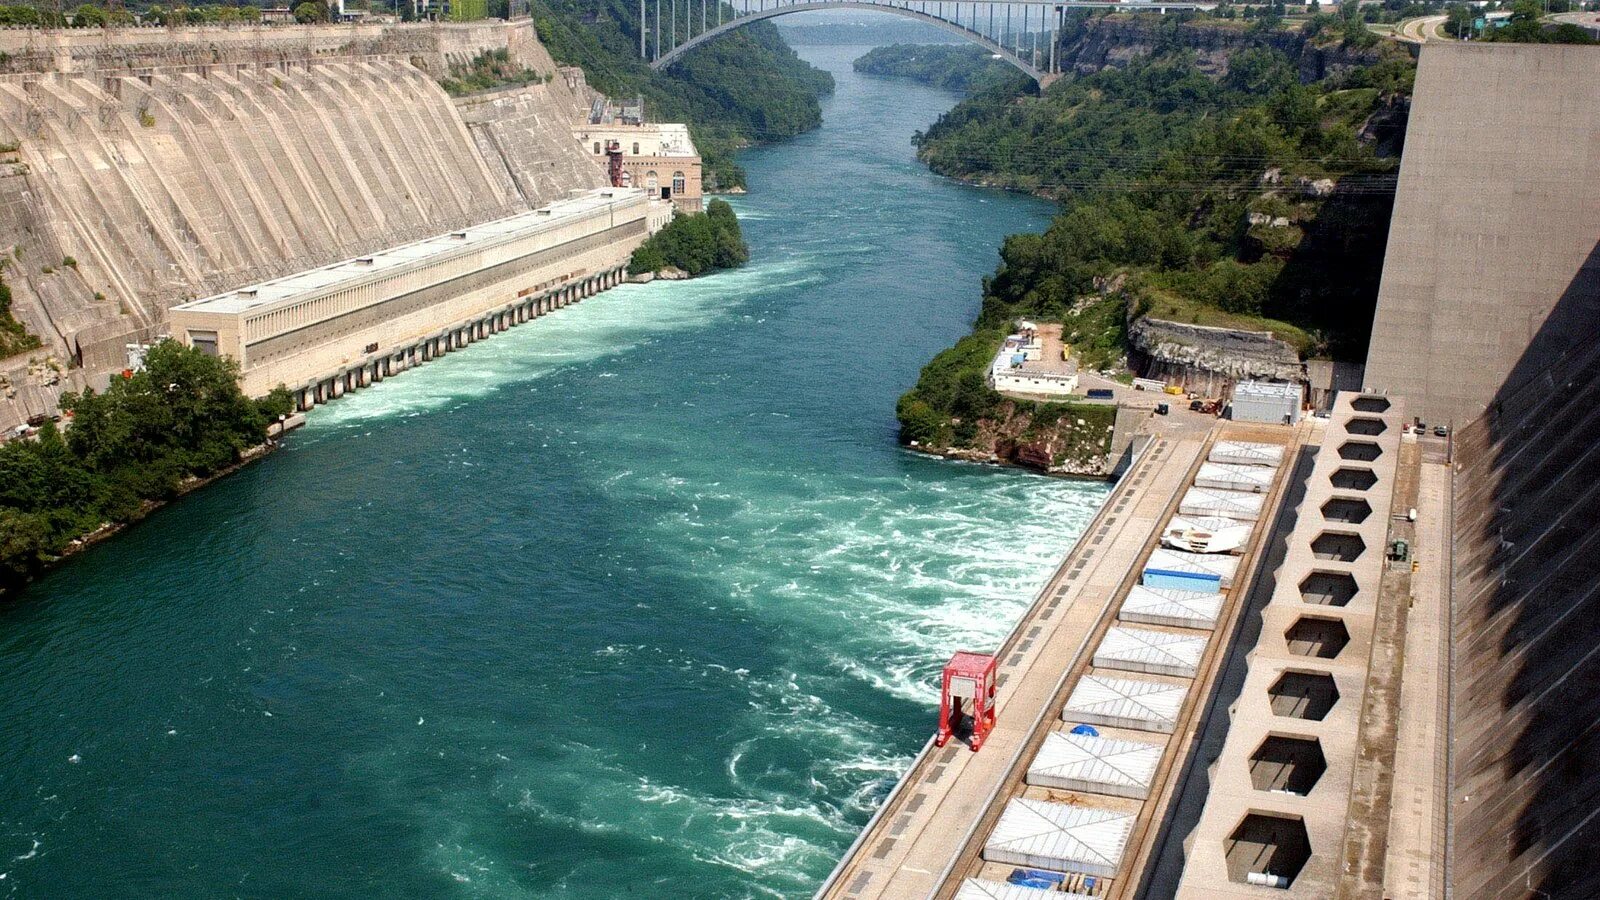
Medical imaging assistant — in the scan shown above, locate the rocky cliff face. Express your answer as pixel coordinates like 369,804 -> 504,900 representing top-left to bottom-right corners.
911,399 -> 1118,478
1128,315 -> 1304,395
0,21 -> 607,431
1059,18 -> 1384,82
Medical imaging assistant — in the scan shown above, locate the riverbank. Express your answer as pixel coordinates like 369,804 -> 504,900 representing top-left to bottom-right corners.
0,43 -> 1097,898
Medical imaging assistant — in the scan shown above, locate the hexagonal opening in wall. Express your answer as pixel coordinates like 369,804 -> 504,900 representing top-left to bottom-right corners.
1268,671 -> 1339,720
1331,466 -> 1378,491
1346,416 -> 1388,436
1352,396 -> 1391,414
1225,813 -> 1311,888
1285,616 -> 1350,659
1322,497 -> 1373,525
1338,440 -> 1383,462
1248,736 -> 1327,795
1300,571 -> 1358,606
1311,531 -> 1366,562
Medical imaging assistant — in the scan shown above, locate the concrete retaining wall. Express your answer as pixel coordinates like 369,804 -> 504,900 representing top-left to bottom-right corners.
0,20 -> 528,77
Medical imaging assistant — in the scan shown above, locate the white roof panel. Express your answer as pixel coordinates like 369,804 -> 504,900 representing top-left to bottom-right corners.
1093,626 -> 1208,678
1027,731 -> 1164,799
956,879 -> 1096,900
1195,462 -> 1276,493
1235,380 -> 1301,401
1146,548 -> 1240,587
1063,674 -> 1188,733
1178,487 -> 1266,522
1209,440 -> 1285,467
983,798 -> 1135,878
1165,514 -> 1250,536
1120,585 -> 1224,630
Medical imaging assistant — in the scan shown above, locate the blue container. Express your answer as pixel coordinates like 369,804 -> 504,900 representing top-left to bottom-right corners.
1143,568 -> 1223,592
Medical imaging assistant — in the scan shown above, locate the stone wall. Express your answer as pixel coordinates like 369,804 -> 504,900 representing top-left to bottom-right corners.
0,20 -> 523,77
455,76 -> 609,209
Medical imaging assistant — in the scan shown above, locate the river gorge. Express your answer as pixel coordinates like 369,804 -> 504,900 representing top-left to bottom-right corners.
0,42 -> 1108,898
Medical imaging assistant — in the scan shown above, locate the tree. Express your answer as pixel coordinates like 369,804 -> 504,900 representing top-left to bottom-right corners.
71,3 -> 108,26
2,340 -> 279,591
293,1 -> 327,22
0,509 -> 52,585
627,201 -> 749,277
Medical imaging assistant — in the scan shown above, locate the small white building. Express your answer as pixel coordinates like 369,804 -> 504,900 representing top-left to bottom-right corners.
1209,440 -> 1285,467
1027,731 -> 1164,800
988,327 -> 1079,397
1231,380 -> 1303,425
1120,585 -> 1224,630
1194,462 -> 1276,494
1144,548 -> 1241,590
1179,487 -> 1267,523
1162,514 -> 1254,554
957,880 -> 1096,900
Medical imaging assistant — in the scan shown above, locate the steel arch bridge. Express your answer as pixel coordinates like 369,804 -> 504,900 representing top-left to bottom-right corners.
638,0 -> 1213,85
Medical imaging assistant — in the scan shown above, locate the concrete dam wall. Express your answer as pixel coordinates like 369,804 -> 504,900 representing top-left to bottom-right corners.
1358,43 -> 1600,899
0,21 -> 609,429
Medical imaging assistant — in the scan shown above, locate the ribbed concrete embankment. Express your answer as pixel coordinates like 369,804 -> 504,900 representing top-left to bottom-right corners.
0,20 -> 611,432
456,78 -> 610,208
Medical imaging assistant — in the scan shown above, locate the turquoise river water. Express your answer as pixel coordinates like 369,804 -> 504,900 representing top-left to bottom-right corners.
0,44 -> 1109,898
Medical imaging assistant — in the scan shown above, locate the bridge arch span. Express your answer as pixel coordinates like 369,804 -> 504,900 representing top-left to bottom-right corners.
649,1 -> 1050,85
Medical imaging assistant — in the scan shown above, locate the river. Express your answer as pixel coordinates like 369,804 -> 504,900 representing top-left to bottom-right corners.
0,43 -> 1106,898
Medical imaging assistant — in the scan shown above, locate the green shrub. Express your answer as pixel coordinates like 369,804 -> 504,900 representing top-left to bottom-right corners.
627,199 -> 748,277
0,341 -> 278,593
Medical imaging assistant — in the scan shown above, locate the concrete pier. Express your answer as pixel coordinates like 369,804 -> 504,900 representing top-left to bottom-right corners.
285,264 -> 630,413
817,422 -> 1304,900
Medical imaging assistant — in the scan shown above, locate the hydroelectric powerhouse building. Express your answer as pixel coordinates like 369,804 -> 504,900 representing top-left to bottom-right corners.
169,187 -> 661,406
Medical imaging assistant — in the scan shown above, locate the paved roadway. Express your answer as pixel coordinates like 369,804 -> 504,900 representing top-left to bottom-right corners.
1551,10 -> 1600,35
1381,453 -> 1451,900
1392,14 -> 1449,43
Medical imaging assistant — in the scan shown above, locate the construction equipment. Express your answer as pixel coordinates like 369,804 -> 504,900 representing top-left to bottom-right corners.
935,651 -> 997,751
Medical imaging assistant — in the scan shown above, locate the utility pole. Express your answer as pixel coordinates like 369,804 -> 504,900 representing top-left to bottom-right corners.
640,0 -> 646,58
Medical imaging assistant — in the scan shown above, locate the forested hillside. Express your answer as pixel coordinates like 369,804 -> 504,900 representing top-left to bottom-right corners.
853,43 -> 1031,94
920,44 -> 1410,352
532,0 -> 833,190
896,12 -> 1416,455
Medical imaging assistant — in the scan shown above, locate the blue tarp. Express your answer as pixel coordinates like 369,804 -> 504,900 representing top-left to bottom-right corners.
1007,868 -> 1066,889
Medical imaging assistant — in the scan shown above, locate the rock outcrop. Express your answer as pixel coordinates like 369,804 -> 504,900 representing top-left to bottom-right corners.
1059,18 -> 1385,83
1128,315 -> 1304,395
